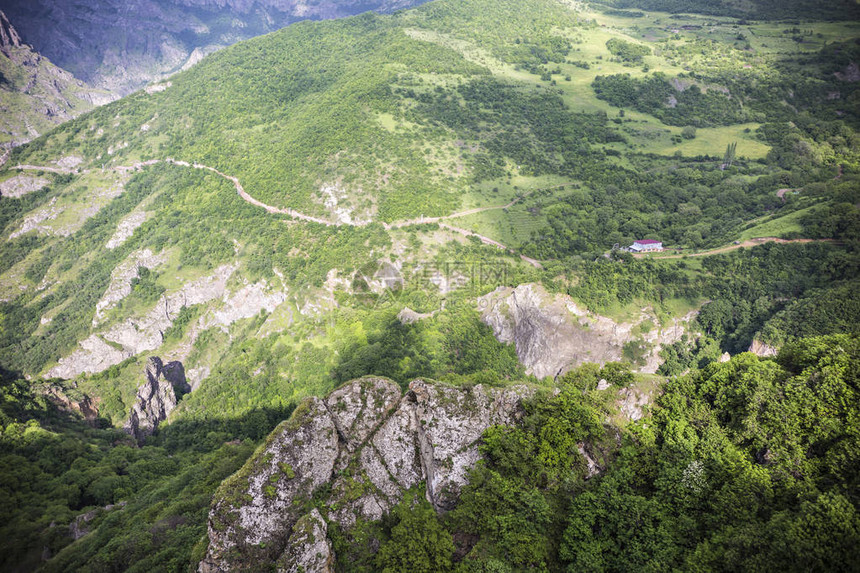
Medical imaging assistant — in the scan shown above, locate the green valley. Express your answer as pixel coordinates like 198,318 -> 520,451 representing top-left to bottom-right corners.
0,0 -> 858,570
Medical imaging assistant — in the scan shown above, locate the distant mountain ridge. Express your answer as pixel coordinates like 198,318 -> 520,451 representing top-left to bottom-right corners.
0,10 -> 112,157
1,0 -> 430,96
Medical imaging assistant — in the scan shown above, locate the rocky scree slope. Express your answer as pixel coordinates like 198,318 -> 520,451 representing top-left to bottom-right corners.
199,376 -> 536,572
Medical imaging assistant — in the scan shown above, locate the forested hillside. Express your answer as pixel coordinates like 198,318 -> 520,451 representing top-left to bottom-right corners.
0,0 -> 858,570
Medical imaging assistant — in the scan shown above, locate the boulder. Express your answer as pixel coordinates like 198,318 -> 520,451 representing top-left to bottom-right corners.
276,509 -> 334,573
748,339 -> 779,357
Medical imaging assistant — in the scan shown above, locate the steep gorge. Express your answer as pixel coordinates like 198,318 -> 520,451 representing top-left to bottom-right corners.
1,0 -> 429,96
0,11 -> 111,157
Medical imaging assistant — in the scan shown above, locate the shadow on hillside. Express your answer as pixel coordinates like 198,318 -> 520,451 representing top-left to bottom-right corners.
149,404 -> 296,452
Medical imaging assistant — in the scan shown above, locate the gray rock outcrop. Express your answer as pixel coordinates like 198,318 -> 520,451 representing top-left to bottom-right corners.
275,509 -> 335,573
199,377 -> 534,572
616,386 -> 651,422
0,10 -> 22,51
200,396 -> 340,572
0,174 -> 49,198
105,211 -> 150,249
479,283 -> 695,378
124,356 -> 189,442
748,338 -> 779,357
69,502 -> 126,540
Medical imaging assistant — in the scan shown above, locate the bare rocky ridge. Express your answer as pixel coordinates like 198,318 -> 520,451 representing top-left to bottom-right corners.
199,377 -> 535,572
7,197 -> 62,239
124,356 -> 190,442
69,502 -> 126,540
106,211 -> 150,249
479,283 -> 696,378
45,250 -> 290,384
46,263 -> 239,379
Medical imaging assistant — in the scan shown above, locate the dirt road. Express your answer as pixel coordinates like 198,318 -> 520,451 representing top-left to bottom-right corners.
634,237 -> 838,259
11,159 -> 546,267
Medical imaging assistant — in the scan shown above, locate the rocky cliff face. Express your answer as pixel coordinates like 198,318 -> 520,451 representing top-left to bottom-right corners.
42,382 -> 101,425
124,356 -> 190,442
2,0 -> 428,96
199,377 -> 533,572
0,11 -> 22,50
0,10 -> 112,156
748,338 -> 779,357
479,283 -> 696,378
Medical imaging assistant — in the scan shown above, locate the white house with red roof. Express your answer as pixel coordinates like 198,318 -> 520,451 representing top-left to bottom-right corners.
629,239 -> 663,252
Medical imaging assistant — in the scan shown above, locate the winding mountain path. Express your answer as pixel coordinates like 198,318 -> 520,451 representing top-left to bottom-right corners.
634,237 -> 839,259
163,159 -> 336,226
10,158 -> 545,268
12,164 -> 81,174
384,188 -> 545,229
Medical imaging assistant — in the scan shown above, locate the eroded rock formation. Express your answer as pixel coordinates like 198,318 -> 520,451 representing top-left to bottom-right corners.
479,283 -> 696,378
199,377 -> 533,572
124,356 -> 189,442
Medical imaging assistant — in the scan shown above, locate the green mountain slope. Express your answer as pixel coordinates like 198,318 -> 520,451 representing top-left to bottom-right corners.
0,0 -> 858,568
11,0 -> 584,222
0,0 -> 856,404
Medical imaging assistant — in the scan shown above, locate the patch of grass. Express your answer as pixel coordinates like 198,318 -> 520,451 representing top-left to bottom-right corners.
647,123 -> 770,159
737,205 -> 813,240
